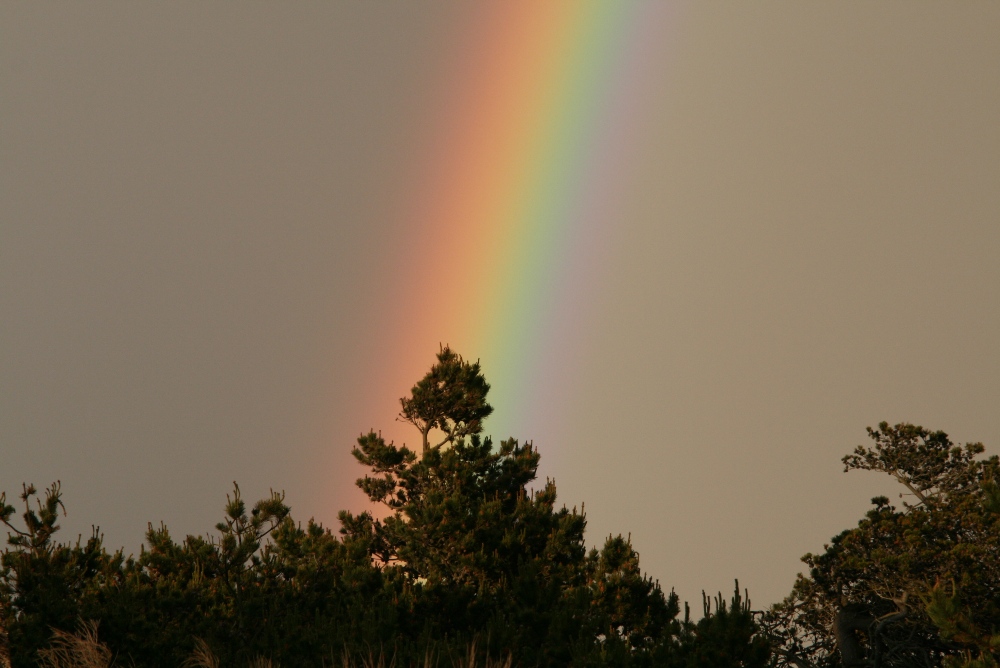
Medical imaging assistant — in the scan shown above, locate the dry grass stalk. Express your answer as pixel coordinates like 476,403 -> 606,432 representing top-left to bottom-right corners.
181,638 -> 219,668
37,620 -> 112,668
183,639 -> 279,668
448,637 -> 512,668
181,641 -> 511,668
336,641 -> 511,668
246,658 -> 277,668
359,648 -> 395,668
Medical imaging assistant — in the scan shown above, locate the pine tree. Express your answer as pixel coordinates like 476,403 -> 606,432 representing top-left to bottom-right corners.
0,347 -> 774,667
762,423 -> 1000,668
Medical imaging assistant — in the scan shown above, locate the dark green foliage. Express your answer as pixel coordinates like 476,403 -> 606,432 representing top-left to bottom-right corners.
0,483 -> 121,665
0,349 -> 770,667
676,584 -> 770,668
762,422 -> 1000,668
584,535 -> 679,653
399,346 -> 494,455
920,474 -> 1000,668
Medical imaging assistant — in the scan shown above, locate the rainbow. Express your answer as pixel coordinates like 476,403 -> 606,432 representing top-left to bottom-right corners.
362,2 -> 677,475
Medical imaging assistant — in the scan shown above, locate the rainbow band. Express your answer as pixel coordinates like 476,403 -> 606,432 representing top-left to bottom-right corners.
372,1 -> 675,467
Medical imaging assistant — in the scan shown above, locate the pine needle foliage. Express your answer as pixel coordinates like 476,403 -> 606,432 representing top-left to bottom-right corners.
0,349 -> 770,667
762,422 -> 1000,668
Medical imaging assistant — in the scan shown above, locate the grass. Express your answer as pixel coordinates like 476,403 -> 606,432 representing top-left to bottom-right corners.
37,621 -> 111,668
29,625 -> 514,668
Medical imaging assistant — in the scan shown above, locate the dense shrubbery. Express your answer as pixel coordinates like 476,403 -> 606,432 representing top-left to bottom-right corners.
1,349 -> 996,667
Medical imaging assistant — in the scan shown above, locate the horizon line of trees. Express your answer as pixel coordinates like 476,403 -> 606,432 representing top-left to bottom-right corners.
1,348 -> 997,668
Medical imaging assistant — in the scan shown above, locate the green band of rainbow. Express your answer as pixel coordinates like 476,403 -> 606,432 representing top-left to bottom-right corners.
363,1 -> 679,473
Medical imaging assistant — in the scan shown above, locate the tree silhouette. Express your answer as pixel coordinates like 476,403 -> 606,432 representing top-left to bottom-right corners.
0,347 -> 772,667
398,346 -> 493,455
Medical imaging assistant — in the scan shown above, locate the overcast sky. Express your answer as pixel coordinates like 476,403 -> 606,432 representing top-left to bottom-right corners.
2,3 -> 998,609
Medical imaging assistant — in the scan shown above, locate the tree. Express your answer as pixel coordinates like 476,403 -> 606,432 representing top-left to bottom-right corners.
0,483 -> 119,667
762,422 -> 1000,668
340,347 -> 691,665
398,346 -> 493,455
676,583 -> 770,668
921,473 -> 1000,668
339,348 -> 776,667
1,347 -> 772,667
0,479 -> 395,667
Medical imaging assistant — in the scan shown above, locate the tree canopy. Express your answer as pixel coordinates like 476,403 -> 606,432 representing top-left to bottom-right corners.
762,422 -> 1000,668
8,350 -> 993,667
0,348 -> 768,667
